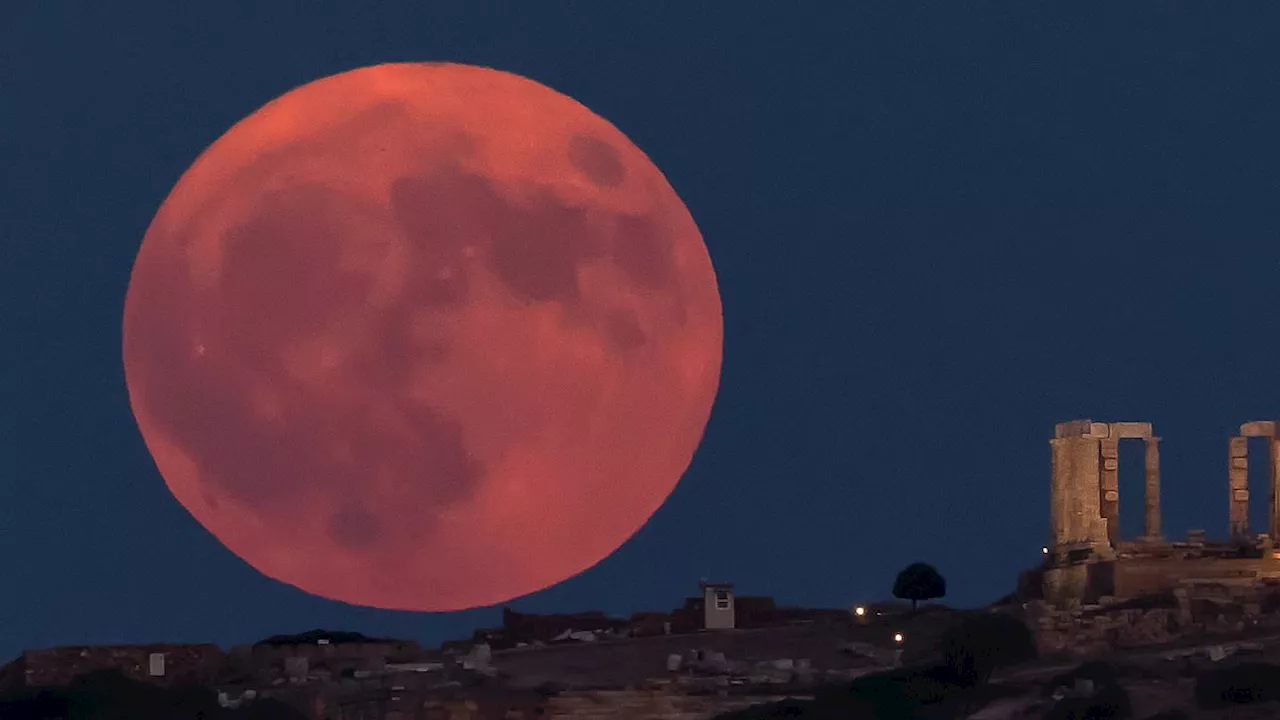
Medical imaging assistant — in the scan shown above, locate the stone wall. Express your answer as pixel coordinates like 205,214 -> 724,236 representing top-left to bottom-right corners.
1112,557 -> 1280,598
1042,563 -> 1115,605
1028,581 -> 1280,659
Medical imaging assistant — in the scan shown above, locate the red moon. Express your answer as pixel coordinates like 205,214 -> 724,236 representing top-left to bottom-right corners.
122,63 -> 722,611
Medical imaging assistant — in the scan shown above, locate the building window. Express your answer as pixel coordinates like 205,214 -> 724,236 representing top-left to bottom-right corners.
148,653 -> 165,677
715,590 -> 730,610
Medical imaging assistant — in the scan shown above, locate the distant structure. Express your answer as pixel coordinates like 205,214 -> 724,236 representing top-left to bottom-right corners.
699,582 -> 736,630
1031,419 -> 1280,606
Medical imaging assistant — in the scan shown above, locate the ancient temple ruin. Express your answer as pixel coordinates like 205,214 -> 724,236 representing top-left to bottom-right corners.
1036,419 -> 1280,606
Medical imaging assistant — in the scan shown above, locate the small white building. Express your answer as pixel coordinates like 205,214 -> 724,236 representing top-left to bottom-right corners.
700,581 -> 735,630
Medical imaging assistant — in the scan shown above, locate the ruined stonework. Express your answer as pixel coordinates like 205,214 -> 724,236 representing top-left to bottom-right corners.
1027,579 -> 1280,660
1038,418 -> 1280,611
1048,420 -> 1159,565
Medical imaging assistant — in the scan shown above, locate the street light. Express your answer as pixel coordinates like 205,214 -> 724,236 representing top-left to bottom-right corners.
893,633 -> 903,644
854,606 -> 866,617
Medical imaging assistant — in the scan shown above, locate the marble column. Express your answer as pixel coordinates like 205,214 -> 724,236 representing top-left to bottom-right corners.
1271,437 -> 1280,542
1144,436 -> 1161,539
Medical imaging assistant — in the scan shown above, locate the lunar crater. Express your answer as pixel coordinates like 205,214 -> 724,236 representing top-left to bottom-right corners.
602,308 -> 649,354
611,213 -> 678,291
328,504 -> 382,549
568,134 -> 626,188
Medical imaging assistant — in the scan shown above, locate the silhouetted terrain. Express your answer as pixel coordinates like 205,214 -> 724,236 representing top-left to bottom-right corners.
0,669 -> 308,720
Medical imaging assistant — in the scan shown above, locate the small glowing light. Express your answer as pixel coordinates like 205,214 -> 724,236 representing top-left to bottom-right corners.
854,606 -> 866,617
1042,546 -> 1049,554
893,633 -> 904,644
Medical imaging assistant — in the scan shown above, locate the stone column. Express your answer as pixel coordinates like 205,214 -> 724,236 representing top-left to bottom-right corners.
1049,438 -> 1068,550
1230,436 -> 1250,538
1099,438 -> 1120,545
1271,437 -> 1280,542
1144,436 -> 1161,538
1049,434 -> 1109,554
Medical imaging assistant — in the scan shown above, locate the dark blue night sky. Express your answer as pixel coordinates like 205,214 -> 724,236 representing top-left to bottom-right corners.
4,3 -> 1280,660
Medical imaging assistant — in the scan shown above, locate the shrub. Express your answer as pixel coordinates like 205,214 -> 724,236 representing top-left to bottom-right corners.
1195,662 -> 1280,707
66,669 -> 168,719
840,667 -> 968,719
717,662 -> 1031,720
0,689 -> 70,719
736,667 -> 969,720
0,670 -> 311,720
937,612 -> 1036,687
156,684 -> 220,719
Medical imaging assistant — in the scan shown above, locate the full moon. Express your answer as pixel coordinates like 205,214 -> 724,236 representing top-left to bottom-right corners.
122,63 -> 722,611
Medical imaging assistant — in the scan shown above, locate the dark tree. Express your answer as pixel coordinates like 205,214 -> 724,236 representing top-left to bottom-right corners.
892,562 -> 946,610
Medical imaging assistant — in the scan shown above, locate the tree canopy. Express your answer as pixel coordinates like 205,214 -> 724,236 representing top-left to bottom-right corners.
892,562 -> 947,609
